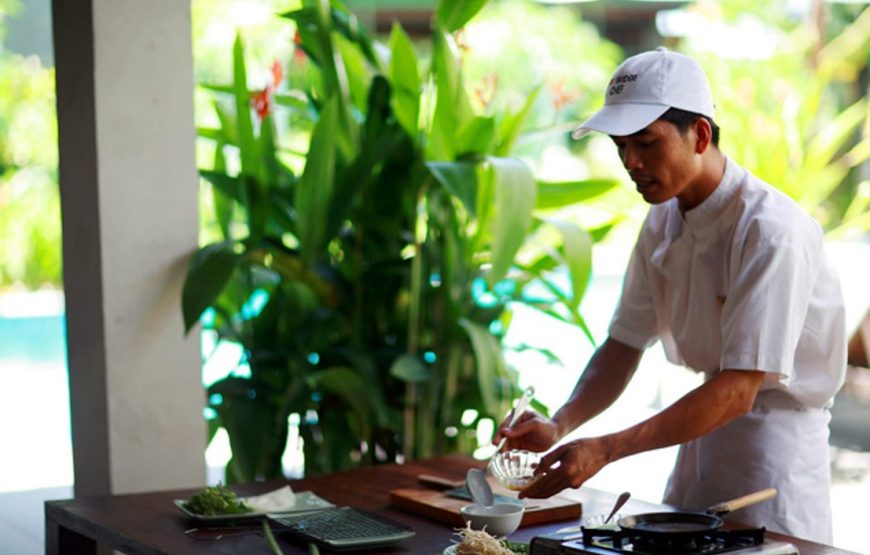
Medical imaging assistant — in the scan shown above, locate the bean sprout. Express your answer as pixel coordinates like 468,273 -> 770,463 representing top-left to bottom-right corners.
451,522 -> 518,555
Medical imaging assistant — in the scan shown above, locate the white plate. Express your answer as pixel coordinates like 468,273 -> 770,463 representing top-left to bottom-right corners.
443,540 -> 527,554
174,490 -> 334,523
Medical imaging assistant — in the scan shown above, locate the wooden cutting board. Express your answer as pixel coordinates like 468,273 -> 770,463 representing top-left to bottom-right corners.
389,477 -> 581,527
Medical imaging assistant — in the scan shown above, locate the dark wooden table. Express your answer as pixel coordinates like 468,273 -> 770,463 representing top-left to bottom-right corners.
45,454 -> 860,555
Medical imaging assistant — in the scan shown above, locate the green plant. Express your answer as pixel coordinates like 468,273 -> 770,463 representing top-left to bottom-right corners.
183,0 -> 619,482
686,4 -> 870,238
0,4 -> 60,290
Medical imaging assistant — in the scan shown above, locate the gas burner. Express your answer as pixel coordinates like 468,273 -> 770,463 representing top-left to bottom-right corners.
529,526 -> 799,555
579,526 -> 766,554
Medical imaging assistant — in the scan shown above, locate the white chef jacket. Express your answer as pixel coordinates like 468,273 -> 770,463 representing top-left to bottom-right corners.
608,157 -> 846,543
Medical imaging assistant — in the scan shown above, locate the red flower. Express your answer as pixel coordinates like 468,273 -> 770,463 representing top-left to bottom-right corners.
548,79 -> 579,114
271,60 -> 283,89
251,60 -> 284,121
252,87 -> 272,120
474,73 -> 499,109
455,28 -> 471,58
293,30 -> 306,64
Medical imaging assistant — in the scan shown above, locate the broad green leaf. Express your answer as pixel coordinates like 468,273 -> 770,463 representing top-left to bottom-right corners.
426,161 -> 478,216
288,2 -> 357,155
308,367 -> 376,438
211,143 -> 234,240
427,93 -> 457,161
575,312 -> 595,345
805,99 -> 866,172
592,216 -> 621,239
209,377 -> 288,482
283,7 -> 326,65
797,164 -> 850,215
817,7 -> 870,83
268,194 -> 296,234
334,32 -> 370,112
199,83 -> 234,95
435,0 -> 489,33
232,34 -> 259,178
845,137 -> 870,169
433,30 -> 472,124
536,178 -> 620,210
828,180 -> 870,238
287,3 -> 340,96
182,241 -> 239,332
544,219 -> 593,310
284,4 -> 380,68
427,29 -> 473,160
213,101 -> 239,146
326,76 -> 411,239
518,251 -> 560,278
456,116 -> 496,156
201,169 -> 241,234
470,161 -> 494,254
389,354 -> 430,383
296,96 -> 338,266
459,318 -> 505,418
485,157 -> 537,286
273,92 -> 309,111
330,4 -> 380,68
524,274 -> 595,345
388,23 -> 421,136
258,114 -> 279,187
494,86 -> 540,157
335,348 -> 392,428
241,174 -> 268,245
196,127 -> 224,142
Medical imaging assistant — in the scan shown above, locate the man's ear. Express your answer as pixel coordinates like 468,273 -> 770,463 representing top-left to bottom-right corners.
693,118 -> 712,154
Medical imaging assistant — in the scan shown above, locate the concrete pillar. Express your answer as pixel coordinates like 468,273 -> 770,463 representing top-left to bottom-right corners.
52,0 -> 205,495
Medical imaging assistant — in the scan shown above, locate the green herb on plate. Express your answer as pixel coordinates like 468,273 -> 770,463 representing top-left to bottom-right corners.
183,484 -> 252,516
503,540 -> 529,553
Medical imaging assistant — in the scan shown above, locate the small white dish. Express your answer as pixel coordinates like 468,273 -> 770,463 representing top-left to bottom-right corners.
460,502 -> 524,538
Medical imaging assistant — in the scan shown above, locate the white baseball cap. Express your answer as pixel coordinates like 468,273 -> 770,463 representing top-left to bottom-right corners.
571,47 -> 715,139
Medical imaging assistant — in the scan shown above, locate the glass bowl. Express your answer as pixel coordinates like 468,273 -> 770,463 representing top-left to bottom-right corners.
490,449 -> 541,491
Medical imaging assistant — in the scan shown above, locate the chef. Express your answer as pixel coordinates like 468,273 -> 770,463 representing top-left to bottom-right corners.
495,47 -> 846,543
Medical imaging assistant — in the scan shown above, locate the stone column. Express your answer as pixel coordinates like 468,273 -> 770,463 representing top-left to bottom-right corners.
52,0 -> 205,495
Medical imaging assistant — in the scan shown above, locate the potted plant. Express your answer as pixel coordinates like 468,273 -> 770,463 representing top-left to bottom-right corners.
182,0 -> 619,482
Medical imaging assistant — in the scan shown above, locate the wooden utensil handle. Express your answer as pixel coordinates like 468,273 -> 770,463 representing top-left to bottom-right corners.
418,474 -> 465,490
708,487 -> 777,514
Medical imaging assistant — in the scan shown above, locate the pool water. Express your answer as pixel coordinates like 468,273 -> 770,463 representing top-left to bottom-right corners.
0,314 -> 66,363
0,311 -> 73,492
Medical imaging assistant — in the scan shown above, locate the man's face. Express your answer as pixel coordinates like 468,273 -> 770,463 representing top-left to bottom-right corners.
610,119 -> 704,209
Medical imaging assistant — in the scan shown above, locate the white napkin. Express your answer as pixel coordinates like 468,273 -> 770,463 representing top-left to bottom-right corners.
243,485 -> 297,512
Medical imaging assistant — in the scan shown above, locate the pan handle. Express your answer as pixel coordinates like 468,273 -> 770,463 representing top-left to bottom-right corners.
706,487 -> 777,515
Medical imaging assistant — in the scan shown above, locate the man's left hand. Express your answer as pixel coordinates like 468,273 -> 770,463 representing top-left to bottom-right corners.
518,436 -> 612,499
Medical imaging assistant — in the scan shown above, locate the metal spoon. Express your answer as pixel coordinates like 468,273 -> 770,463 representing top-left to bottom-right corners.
555,491 -> 631,534
604,491 -> 631,524
466,386 -> 535,508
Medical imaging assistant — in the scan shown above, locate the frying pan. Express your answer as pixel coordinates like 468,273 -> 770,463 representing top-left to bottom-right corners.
617,487 -> 777,542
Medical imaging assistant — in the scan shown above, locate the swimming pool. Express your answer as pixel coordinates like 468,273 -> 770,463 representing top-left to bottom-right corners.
0,307 -> 73,492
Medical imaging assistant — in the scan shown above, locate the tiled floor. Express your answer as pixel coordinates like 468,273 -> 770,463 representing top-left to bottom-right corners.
0,486 -> 71,555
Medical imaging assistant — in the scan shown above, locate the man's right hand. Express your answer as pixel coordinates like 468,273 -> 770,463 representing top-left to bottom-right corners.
492,410 -> 561,453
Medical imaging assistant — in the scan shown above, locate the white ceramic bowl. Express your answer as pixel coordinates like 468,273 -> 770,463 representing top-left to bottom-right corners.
459,502 -> 524,537
491,449 -> 542,491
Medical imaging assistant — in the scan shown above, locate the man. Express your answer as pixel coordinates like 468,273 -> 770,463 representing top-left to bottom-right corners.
496,47 -> 846,543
